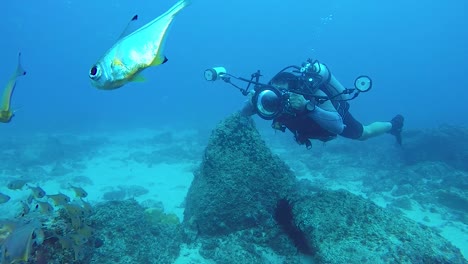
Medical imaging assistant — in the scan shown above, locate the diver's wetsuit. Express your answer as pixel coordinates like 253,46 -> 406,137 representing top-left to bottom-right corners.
275,101 -> 364,143
340,110 -> 364,139
275,113 -> 336,143
333,101 -> 364,140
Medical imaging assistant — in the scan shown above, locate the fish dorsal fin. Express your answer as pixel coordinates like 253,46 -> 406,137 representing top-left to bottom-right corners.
117,14 -> 139,40
16,52 -> 27,77
113,15 -> 139,67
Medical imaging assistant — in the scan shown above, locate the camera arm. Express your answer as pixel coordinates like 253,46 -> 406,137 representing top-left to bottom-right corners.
220,70 -> 268,96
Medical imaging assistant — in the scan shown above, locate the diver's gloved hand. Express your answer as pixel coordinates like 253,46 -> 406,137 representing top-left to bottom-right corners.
289,93 -> 310,112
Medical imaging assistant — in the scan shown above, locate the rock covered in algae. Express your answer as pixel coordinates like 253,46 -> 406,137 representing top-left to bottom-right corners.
183,112 -> 296,236
179,113 -> 466,263
89,199 -> 181,264
292,188 -> 467,264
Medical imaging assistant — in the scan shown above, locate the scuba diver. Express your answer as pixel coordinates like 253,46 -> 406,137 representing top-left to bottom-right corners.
204,59 -> 404,149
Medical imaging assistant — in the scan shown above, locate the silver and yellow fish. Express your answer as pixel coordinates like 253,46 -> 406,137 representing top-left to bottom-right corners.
7,179 -> 27,190
27,185 -> 46,199
69,184 -> 88,198
0,192 -> 10,204
89,0 -> 191,90
0,53 -> 26,123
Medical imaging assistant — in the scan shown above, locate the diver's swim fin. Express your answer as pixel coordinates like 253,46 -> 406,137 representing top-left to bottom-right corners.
389,114 -> 404,145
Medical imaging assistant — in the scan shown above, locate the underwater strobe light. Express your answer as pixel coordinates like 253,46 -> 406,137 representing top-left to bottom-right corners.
204,67 -> 227,81
354,75 -> 372,92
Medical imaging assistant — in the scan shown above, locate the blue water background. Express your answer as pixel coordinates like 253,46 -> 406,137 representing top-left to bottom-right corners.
1,0 -> 467,134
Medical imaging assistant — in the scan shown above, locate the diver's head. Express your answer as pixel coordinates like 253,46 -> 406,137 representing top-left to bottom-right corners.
269,72 -> 301,91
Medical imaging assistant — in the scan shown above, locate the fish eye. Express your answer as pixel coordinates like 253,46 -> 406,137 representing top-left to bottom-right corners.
89,65 -> 101,79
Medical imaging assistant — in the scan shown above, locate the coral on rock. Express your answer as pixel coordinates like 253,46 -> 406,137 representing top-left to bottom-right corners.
293,188 -> 466,264
184,112 -> 296,236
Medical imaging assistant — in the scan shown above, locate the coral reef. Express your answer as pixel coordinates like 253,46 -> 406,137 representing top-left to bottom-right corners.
196,230 -> 304,264
0,196 -> 96,264
273,198 -> 314,256
293,188 -> 466,263
1,198 -> 182,264
180,114 -> 467,263
183,112 -> 296,236
89,199 -> 181,264
144,207 -> 180,226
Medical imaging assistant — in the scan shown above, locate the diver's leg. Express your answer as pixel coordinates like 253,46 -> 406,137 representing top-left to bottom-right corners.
359,122 -> 392,140
359,115 -> 404,144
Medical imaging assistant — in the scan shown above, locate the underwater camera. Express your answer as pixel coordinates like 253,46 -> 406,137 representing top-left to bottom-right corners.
203,59 -> 374,120
251,86 -> 292,120
251,74 -> 373,120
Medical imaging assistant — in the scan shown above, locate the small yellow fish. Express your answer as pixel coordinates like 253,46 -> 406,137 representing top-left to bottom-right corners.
69,184 -> 88,198
80,199 -> 93,215
47,193 -> 71,206
0,53 -> 26,123
27,185 -> 46,199
64,203 -> 86,217
0,193 -> 10,204
26,194 -> 34,204
69,214 -> 82,229
89,0 -> 191,90
18,200 -> 30,217
35,200 -> 54,214
33,228 -> 45,245
7,179 -> 27,190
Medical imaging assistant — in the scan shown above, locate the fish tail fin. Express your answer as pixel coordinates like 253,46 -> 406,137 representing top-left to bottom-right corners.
166,0 -> 192,18
149,0 -> 191,67
16,52 -> 27,77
